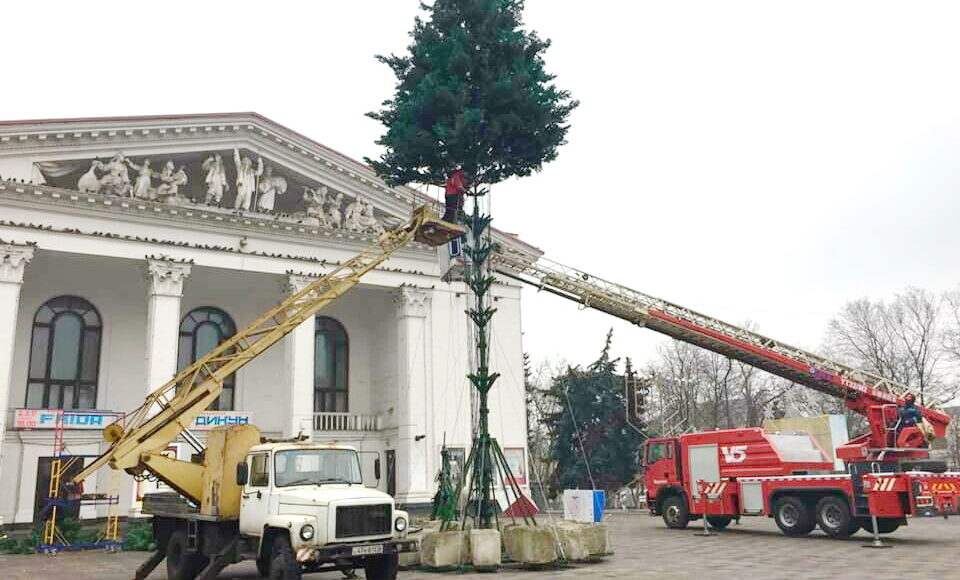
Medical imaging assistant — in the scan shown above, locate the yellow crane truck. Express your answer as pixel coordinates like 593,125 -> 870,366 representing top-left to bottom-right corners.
71,207 -> 463,580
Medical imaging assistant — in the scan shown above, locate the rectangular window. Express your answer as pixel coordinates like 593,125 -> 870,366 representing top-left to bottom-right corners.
249,454 -> 269,487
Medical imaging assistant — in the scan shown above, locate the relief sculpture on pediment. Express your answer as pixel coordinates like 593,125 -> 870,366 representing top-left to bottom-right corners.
232,147 -> 263,211
36,147 -> 388,234
100,153 -> 132,196
201,154 -> 229,205
256,164 -> 288,212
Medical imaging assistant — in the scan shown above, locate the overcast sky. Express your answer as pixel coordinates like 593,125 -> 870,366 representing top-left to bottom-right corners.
5,1 -> 960,371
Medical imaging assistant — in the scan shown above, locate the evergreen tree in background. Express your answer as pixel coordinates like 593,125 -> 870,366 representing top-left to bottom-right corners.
366,0 -> 578,189
547,331 -> 644,493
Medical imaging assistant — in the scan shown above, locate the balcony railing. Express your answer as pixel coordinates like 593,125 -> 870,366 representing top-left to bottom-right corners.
313,412 -> 381,432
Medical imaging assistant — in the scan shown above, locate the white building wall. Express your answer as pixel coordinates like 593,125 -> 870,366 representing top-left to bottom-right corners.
0,113 -> 537,519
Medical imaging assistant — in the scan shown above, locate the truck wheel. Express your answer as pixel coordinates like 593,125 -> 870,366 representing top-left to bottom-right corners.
859,517 -> 900,534
773,496 -> 815,537
166,530 -> 207,580
364,553 -> 399,580
269,535 -> 302,580
661,495 -> 690,529
815,496 -> 853,538
256,556 -> 270,577
705,516 -> 732,530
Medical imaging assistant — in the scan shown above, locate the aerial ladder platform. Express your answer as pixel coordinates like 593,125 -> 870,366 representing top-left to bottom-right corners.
490,249 -> 952,462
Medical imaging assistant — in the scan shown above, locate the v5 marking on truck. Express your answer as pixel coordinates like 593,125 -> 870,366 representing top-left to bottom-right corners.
721,445 -> 748,463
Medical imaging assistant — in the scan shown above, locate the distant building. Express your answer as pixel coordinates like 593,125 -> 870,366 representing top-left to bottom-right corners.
0,113 -> 536,524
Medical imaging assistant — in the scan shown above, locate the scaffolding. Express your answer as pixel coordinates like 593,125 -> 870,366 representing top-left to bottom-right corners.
39,410 -> 123,553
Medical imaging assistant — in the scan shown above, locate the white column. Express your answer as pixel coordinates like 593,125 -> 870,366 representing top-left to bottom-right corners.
393,287 -> 432,504
284,275 -> 316,439
143,259 -> 191,394
0,243 -> 35,478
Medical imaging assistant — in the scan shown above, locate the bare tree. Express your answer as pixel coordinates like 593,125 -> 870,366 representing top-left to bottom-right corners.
826,288 -> 955,406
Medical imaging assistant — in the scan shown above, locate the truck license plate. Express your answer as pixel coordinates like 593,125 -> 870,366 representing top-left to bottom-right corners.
352,545 -> 384,556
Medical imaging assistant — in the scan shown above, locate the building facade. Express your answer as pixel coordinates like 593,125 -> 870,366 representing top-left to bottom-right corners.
0,113 -> 534,525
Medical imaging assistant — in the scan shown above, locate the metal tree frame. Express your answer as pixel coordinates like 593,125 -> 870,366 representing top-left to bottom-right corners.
448,192 -> 533,531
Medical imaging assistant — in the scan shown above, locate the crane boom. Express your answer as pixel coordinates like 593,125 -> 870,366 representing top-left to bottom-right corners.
73,206 -> 463,501
491,249 -> 951,455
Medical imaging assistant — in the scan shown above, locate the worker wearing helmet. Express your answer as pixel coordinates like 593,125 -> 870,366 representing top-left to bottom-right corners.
895,393 -> 924,445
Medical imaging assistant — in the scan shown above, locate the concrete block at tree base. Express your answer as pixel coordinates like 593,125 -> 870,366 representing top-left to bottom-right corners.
399,546 -> 421,568
420,530 -> 469,568
581,522 -> 610,556
502,524 -> 558,565
469,529 -> 502,569
551,520 -> 590,561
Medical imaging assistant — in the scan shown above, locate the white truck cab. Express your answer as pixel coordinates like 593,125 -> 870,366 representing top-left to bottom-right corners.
147,439 -> 413,580
236,442 -> 412,579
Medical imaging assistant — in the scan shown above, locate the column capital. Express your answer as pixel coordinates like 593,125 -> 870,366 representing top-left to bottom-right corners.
284,273 -> 320,296
0,243 -> 35,284
144,257 -> 192,297
393,286 -> 431,318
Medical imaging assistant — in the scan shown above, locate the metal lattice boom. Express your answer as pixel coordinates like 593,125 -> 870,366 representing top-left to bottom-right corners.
491,248 -> 951,434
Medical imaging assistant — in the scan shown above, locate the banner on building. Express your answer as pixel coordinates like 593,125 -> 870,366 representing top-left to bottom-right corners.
14,409 -> 252,431
188,411 -> 253,430
13,409 -> 121,430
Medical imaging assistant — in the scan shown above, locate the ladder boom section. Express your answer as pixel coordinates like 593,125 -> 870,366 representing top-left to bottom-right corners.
492,250 -> 951,439
74,206 -> 463,491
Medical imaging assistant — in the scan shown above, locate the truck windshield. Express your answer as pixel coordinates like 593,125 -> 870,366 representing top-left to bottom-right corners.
274,449 -> 362,487
646,442 -> 670,464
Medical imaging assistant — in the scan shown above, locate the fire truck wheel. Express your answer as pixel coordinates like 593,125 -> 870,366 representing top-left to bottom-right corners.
773,496 -> 815,537
661,495 -> 690,529
859,517 -> 900,534
815,496 -> 852,538
705,516 -> 732,530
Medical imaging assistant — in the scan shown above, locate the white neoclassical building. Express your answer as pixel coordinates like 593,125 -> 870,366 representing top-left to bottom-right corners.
0,113 -> 536,525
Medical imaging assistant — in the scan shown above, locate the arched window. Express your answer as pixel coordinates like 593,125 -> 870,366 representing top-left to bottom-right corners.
178,307 -> 236,411
25,296 -> 102,410
315,316 -> 348,412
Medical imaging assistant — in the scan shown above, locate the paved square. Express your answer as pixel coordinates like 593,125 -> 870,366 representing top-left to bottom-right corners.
0,512 -> 956,579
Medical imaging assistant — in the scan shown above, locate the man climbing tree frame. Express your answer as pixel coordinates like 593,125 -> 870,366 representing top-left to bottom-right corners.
366,0 -> 577,529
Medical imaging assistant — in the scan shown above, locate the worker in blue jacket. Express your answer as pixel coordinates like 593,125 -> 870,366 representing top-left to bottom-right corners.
899,393 -> 923,427
894,393 -> 925,447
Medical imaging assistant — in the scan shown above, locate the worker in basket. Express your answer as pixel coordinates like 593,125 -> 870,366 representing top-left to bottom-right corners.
894,393 -> 928,448
442,169 -> 466,223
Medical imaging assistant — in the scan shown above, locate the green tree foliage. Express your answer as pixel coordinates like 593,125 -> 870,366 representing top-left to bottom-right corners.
546,331 -> 644,493
366,0 -> 578,188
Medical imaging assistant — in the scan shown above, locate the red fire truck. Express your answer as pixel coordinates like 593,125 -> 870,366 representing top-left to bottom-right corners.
643,427 -> 959,537
490,251 -> 960,539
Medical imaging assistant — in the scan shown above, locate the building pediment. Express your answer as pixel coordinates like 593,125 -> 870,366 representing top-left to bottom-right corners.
0,112 -> 541,256
0,113 -> 424,235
